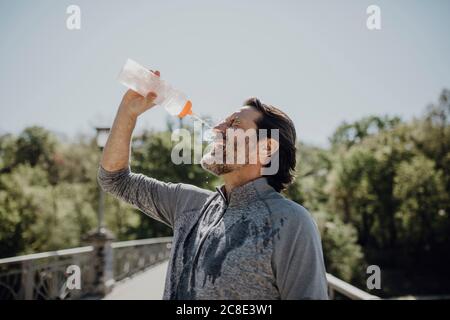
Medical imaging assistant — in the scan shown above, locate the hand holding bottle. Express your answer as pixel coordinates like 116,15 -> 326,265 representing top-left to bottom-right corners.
119,70 -> 160,119
118,59 -> 192,119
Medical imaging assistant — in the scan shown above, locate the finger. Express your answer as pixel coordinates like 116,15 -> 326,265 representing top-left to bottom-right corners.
149,69 -> 161,77
145,91 -> 157,103
125,89 -> 141,99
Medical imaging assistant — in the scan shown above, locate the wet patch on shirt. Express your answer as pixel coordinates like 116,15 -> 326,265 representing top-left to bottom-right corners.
262,217 -> 284,249
201,218 -> 251,286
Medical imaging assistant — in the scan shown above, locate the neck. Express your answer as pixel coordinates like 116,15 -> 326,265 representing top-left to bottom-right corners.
222,165 -> 261,197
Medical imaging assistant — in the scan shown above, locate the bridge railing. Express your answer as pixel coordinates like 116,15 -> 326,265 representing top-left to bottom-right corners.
112,238 -> 172,282
0,246 -> 95,300
326,273 -> 380,300
0,237 -> 172,300
0,236 -> 378,300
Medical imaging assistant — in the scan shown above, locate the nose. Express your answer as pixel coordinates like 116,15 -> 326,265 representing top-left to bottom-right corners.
213,120 -> 228,133
211,120 -> 228,141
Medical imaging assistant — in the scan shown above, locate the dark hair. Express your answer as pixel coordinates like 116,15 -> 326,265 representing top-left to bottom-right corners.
243,97 -> 297,192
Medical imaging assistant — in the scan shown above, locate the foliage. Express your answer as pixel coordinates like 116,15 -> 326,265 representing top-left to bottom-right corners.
1,90 -> 449,296
0,124 -> 217,257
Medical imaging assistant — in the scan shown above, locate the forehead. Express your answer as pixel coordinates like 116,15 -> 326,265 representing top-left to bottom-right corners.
227,106 -> 261,124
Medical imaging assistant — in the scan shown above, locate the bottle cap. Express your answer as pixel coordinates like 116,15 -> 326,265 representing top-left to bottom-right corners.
178,100 -> 193,118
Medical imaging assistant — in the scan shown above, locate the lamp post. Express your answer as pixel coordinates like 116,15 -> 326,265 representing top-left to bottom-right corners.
84,126 -> 115,297
95,127 -> 110,232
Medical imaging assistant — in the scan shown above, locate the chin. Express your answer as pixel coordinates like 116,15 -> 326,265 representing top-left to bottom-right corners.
200,153 -> 234,176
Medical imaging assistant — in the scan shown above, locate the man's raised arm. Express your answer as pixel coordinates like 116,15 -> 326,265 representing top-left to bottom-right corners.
101,70 -> 161,172
98,71 -> 211,228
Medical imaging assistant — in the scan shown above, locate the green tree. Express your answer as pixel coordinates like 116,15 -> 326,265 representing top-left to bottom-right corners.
394,152 -> 448,251
326,89 -> 450,295
313,211 -> 364,283
330,115 -> 401,150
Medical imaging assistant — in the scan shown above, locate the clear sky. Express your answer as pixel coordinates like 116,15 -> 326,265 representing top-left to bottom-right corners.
1,0 -> 449,146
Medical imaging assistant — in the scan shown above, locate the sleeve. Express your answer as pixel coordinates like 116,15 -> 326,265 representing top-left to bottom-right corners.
271,205 -> 329,300
97,165 -> 212,228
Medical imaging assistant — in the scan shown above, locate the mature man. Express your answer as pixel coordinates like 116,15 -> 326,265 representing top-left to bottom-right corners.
98,70 -> 328,299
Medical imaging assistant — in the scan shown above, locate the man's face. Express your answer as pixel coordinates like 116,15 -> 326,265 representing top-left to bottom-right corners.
201,106 -> 261,176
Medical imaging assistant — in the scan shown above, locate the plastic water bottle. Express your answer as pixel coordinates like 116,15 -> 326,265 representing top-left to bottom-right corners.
117,58 -> 193,118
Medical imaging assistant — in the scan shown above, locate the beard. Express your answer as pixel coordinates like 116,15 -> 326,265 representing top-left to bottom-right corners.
200,156 -> 235,176
200,142 -> 245,176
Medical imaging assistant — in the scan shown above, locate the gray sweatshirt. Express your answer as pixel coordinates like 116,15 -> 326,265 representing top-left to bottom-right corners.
98,166 -> 329,300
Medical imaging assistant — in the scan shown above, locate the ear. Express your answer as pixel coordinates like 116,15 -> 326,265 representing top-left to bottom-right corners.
258,138 -> 279,165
